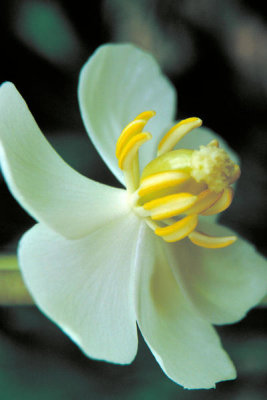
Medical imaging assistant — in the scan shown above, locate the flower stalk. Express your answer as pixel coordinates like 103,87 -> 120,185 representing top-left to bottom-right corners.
0,255 -> 32,305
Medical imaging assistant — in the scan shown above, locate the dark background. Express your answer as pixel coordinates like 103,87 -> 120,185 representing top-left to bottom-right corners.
0,0 -> 267,398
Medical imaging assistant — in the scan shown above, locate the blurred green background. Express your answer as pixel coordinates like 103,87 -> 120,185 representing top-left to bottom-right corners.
0,0 -> 267,398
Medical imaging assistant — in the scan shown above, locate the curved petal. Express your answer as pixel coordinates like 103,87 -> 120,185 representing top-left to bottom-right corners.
18,213 -> 142,364
166,222 -> 267,325
78,44 -> 176,185
0,82 -> 130,239
135,228 -> 236,389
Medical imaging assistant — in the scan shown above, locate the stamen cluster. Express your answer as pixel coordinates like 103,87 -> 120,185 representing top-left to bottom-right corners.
116,112 -> 240,249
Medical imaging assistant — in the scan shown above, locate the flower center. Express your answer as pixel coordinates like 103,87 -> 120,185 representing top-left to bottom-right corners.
116,111 -> 240,249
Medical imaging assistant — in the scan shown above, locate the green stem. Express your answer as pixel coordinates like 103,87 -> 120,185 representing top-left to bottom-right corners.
0,255 -> 33,305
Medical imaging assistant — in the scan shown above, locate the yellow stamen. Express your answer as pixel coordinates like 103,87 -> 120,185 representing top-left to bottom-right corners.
155,215 -> 198,242
134,110 -> 156,121
116,111 -> 156,192
229,164 -> 241,184
201,188 -> 234,216
157,117 -> 202,156
186,189 -> 223,215
188,230 -> 237,248
138,170 -> 190,197
116,119 -> 147,158
143,193 -> 197,220
115,111 -> 240,246
209,139 -> 219,147
118,132 -> 152,170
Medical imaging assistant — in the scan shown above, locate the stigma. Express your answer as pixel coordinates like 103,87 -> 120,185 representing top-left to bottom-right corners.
116,111 -> 240,249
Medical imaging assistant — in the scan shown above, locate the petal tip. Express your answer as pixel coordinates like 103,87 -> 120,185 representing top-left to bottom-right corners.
0,81 -> 17,95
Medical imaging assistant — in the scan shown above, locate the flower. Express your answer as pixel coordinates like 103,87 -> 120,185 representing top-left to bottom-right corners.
0,44 -> 267,389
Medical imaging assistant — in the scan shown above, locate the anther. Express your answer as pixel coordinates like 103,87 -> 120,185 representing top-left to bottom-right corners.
118,132 -> 152,170
138,170 -> 190,198
116,110 -> 156,193
134,110 -> 156,121
155,215 -> 198,242
143,193 -> 197,220
188,230 -> 237,249
157,117 -> 202,156
116,119 -> 147,158
186,189 -> 223,215
201,188 -> 234,216
209,139 -> 219,147
229,165 -> 241,184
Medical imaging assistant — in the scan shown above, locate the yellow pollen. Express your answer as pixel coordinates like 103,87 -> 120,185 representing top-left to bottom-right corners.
191,142 -> 238,192
115,112 -> 240,248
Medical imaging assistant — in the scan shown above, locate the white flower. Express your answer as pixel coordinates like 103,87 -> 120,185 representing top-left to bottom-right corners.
0,44 -> 267,390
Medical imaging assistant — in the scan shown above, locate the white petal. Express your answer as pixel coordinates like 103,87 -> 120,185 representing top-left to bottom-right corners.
78,44 -> 176,184
177,125 -> 240,165
135,229 -> 236,389
166,222 -> 267,325
0,82 -> 130,238
19,213 -> 142,364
